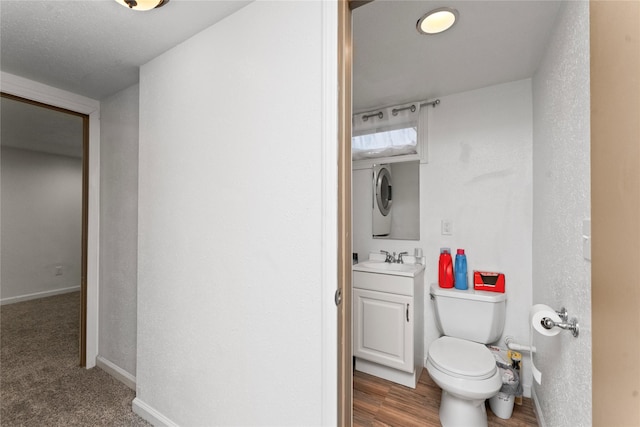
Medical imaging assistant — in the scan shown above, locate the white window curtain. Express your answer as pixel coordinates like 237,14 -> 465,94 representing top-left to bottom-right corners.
352,101 -> 420,160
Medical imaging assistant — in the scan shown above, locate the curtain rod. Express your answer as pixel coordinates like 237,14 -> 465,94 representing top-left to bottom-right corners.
420,99 -> 440,108
356,99 -> 440,121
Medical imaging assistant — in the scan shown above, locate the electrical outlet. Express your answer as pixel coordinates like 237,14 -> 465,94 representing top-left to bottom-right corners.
55,265 -> 63,276
441,219 -> 453,235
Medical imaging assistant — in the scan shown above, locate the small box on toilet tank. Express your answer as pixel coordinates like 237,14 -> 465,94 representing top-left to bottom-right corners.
473,271 -> 505,293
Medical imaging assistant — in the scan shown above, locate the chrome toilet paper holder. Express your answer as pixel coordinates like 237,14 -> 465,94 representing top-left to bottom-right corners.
541,307 -> 579,337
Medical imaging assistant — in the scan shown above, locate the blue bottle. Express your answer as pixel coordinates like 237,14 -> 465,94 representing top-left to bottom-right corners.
454,249 -> 468,290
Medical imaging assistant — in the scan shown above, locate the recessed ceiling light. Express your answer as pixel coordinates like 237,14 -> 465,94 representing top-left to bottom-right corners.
417,8 -> 459,35
114,0 -> 169,11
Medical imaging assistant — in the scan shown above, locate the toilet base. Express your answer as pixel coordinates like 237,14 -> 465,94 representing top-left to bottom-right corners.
439,390 -> 489,427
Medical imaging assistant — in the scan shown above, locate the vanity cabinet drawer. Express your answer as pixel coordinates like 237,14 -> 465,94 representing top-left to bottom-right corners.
353,270 -> 414,296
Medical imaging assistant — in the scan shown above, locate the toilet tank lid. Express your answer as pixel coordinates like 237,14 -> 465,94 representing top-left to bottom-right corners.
430,284 -> 507,302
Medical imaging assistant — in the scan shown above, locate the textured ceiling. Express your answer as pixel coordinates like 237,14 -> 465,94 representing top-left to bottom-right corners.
0,0 -> 252,100
353,0 -> 563,111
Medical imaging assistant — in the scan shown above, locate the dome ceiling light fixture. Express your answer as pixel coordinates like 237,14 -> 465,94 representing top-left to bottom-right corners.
115,0 -> 169,11
417,7 -> 459,35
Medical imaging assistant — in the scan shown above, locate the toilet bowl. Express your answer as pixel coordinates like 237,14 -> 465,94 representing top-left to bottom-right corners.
426,336 -> 502,427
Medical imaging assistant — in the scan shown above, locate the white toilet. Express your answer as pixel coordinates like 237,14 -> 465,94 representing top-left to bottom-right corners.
426,284 -> 507,427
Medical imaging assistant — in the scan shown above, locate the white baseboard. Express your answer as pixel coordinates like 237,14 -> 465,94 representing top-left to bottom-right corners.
523,383 -> 532,398
356,358 -> 421,389
532,386 -> 546,427
0,286 -> 81,305
132,397 -> 179,427
96,356 -> 136,390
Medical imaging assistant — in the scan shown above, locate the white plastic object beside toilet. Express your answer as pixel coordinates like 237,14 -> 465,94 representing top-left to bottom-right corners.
426,285 -> 507,427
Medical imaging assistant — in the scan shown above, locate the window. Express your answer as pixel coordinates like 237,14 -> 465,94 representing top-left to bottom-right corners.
352,126 -> 417,160
352,101 -> 427,167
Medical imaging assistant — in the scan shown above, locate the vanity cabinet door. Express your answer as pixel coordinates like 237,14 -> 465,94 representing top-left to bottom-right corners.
353,288 -> 414,373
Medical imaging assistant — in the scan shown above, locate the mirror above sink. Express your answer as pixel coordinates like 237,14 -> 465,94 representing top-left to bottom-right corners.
373,161 -> 420,240
353,160 -> 420,241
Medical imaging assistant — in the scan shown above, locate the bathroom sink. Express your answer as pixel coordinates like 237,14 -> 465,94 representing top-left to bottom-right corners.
359,261 -> 415,272
353,260 -> 424,277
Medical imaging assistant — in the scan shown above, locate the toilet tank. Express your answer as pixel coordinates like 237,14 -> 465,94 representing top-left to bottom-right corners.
430,284 -> 507,344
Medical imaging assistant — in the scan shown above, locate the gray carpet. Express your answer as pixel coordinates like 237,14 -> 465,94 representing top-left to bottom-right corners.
1,292 -> 150,426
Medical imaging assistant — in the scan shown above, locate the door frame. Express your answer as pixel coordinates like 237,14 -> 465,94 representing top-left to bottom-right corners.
1,71 -> 101,369
0,91 -> 89,366
590,1 -> 640,424
337,0 -> 353,425
337,1 -> 375,425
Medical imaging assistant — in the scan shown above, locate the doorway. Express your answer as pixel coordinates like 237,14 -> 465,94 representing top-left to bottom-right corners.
340,1 -> 640,425
0,92 -> 89,366
340,2 -> 596,426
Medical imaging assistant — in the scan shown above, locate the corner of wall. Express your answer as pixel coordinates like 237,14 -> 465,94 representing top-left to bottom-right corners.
96,356 -> 136,390
132,398 -> 179,427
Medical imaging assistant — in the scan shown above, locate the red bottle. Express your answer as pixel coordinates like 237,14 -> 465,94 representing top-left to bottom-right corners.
438,248 -> 454,288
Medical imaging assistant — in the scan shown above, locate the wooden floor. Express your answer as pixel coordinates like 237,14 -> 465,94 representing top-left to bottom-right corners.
353,368 -> 538,427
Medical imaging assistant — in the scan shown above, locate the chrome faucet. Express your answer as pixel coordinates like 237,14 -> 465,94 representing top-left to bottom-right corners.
380,250 -> 395,263
380,250 -> 409,263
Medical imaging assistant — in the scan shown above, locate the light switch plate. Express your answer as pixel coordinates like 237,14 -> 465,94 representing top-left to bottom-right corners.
441,219 -> 452,235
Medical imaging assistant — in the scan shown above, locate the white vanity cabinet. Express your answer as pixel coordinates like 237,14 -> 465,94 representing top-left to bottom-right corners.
352,264 -> 424,388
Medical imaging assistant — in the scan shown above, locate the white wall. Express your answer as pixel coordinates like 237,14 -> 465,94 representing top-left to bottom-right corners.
98,84 -> 139,382
532,1 -> 591,426
353,79 -> 534,394
134,1 -> 336,425
1,147 -> 82,303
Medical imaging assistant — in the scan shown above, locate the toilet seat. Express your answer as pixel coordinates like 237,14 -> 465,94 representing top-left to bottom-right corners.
428,336 -> 497,380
